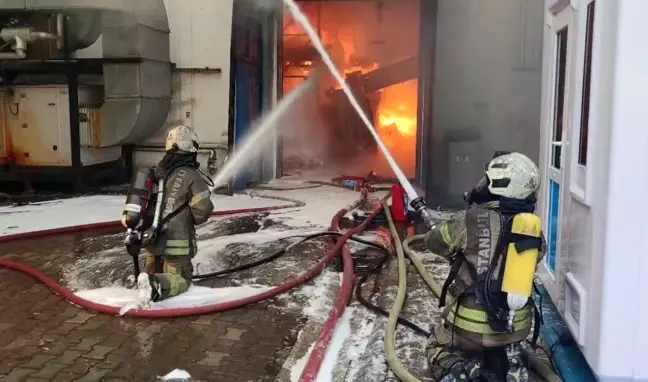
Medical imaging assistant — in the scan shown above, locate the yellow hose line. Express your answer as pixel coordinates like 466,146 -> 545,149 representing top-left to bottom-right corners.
382,200 -> 422,382
401,235 -> 562,382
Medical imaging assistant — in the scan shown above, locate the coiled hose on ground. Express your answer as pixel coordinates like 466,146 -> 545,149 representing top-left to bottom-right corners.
0,194 -> 380,318
400,234 -> 562,382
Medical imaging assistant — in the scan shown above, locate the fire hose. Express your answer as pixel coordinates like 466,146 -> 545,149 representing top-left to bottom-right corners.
0,193 -> 381,319
382,199 -> 421,382
299,190 -> 374,381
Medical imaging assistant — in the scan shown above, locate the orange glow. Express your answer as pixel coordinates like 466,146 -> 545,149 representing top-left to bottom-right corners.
344,62 -> 378,75
372,79 -> 418,176
282,1 -> 420,178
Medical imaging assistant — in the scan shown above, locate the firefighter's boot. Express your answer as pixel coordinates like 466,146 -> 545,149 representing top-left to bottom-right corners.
505,344 -> 530,382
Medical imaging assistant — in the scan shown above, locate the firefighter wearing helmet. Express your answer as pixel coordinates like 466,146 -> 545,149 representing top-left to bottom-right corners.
135,125 -> 214,306
424,152 -> 545,382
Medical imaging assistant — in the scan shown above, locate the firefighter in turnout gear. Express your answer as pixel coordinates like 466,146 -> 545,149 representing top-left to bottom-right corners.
136,125 -> 214,306
424,152 -> 546,382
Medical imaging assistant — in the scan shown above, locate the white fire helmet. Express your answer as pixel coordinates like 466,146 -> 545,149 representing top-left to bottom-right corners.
165,125 -> 200,153
485,152 -> 540,200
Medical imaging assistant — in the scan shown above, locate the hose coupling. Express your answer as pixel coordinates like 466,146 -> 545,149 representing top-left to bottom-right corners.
410,197 -> 435,229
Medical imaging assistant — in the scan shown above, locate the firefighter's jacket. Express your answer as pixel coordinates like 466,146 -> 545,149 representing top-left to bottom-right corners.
424,201 -> 546,349
147,166 -> 214,257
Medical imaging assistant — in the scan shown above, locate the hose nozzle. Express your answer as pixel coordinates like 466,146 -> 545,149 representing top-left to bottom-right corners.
410,197 -> 435,229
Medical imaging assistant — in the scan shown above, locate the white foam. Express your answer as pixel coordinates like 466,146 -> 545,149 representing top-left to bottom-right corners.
290,342 -> 316,382
158,369 -> 192,381
75,284 -> 273,310
0,194 -> 288,237
288,308 -> 356,382
317,307 -> 355,381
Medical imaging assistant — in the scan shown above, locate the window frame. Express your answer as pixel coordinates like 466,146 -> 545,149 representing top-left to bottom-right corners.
569,0 -> 600,205
549,26 -> 569,172
539,3 -> 573,287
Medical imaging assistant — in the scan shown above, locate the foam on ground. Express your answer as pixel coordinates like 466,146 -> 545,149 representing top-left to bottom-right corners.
0,193 -> 290,236
75,284 -> 272,310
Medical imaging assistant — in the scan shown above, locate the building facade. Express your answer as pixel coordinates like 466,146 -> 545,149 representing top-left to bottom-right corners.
538,0 -> 648,380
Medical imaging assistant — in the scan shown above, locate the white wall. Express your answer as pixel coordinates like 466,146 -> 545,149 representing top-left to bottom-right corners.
135,0 -> 234,169
539,0 -> 648,380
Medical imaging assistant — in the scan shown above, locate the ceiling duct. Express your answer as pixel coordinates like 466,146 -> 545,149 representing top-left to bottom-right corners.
0,0 -> 171,147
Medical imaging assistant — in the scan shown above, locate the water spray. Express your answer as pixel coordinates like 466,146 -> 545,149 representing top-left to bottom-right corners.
282,0 -> 436,227
211,72 -> 318,190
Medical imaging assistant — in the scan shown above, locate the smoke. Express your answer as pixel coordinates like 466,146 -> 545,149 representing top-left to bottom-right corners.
280,0 -> 421,178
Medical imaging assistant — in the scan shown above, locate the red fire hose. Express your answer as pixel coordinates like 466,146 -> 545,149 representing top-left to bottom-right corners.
0,195 -> 381,318
299,198 -> 374,381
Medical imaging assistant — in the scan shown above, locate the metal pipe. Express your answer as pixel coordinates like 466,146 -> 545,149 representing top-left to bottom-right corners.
56,13 -> 64,50
0,27 -> 58,44
0,36 -> 25,59
134,146 -> 224,175
0,25 -> 61,60
135,145 -> 229,151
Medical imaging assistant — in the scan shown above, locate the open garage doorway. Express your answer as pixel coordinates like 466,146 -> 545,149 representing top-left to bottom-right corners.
279,0 -> 421,182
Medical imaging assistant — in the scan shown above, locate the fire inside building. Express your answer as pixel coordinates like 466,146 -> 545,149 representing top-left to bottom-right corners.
280,1 -> 420,180
0,0 -> 542,208
278,0 -> 542,207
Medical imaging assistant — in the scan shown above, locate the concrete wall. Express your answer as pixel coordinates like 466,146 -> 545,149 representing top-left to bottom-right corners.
133,0 -> 234,171
427,0 -> 544,206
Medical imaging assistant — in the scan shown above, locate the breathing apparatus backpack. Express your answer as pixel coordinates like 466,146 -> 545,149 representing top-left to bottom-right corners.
121,166 -> 190,275
122,167 -> 158,234
439,201 -> 544,345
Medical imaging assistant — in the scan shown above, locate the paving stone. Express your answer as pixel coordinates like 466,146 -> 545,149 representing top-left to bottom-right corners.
30,363 -> 66,379
82,345 -> 116,360
0,322 -> 16,333
191,315 -> 214,326
21,354 -> 55,369
78,320 -> 103,331
65,313 -> 97,325
2,338 -> 31,350
197,351 -> 229,367
75,338 -> 101,352
75,367 -> 109,382
55,350 -> 83,365
2,368 -> 34,382
221,327 -> 246,341
0,227 -> 305,381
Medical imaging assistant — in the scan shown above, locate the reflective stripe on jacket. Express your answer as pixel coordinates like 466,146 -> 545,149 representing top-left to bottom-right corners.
424,201 -> 546,348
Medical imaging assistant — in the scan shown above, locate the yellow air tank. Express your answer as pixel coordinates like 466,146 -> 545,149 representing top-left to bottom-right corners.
501,212 -> 542,310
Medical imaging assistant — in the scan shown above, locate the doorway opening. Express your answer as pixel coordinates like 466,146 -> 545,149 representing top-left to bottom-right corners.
280,0 -> 421,181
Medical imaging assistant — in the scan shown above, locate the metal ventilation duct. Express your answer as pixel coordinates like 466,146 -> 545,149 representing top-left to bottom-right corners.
0,0 -> 171,147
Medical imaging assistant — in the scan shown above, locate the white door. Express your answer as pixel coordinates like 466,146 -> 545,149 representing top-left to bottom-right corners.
544,7 -> 573,275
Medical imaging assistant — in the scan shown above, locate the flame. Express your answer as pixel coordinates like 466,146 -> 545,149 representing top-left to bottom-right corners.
344,62 -> 378,75
282,2 -> 418,177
